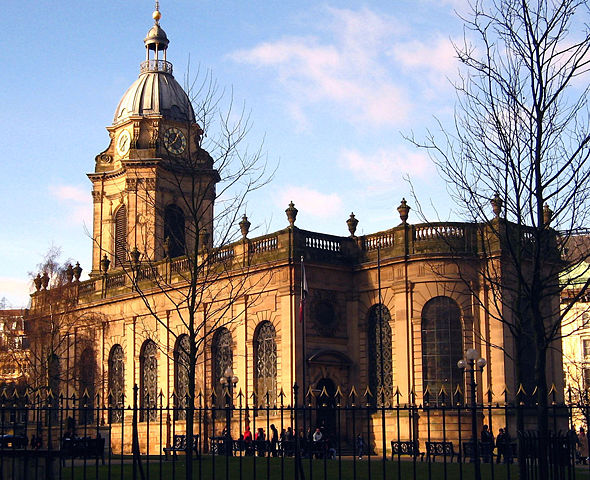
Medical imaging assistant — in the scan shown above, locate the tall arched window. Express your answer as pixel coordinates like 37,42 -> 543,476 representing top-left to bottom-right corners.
140,340 -> 158,421
367,304 -> 394,406
78,347 -> 96,424
108,345 -> 125,423
174,335 -> 190,420
114,205 -> 127,267
164,204 -> 186,258
212,328 -> 233,407
254,322 -> 277,404
421,296 -> 463,403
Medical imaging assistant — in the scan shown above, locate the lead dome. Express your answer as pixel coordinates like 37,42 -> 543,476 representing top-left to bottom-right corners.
112,9 -> 194,124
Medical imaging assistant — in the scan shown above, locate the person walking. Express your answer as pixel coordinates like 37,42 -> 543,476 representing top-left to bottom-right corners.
579,427 -> 589,464
356,434 -> 365,459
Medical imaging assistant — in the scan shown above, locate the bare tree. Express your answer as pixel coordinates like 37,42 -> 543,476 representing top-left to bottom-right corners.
101,70 -> 273,479
26,248 -> 101,419
409,0 -> 590,475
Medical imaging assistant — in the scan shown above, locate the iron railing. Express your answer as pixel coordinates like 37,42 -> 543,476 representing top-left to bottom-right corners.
0,385 -> 588,479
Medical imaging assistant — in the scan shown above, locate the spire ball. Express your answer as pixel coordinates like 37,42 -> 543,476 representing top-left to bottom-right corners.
153,10 -> 162,22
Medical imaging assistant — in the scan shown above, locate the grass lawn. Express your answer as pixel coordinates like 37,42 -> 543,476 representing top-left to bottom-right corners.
60,455 -> 590,480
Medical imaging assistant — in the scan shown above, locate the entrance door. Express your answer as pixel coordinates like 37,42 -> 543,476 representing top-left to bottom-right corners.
315,378 -> 337,435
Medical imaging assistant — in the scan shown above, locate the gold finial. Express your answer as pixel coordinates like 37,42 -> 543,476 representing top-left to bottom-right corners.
153,1 -> 161,22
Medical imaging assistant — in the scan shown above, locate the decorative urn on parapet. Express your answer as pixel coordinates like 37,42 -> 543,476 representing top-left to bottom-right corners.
239,214 -> 251,239
397,198 -> 410,224
491,193 -> 503,218
346,212 -> 359,237
286,201 -> 298,226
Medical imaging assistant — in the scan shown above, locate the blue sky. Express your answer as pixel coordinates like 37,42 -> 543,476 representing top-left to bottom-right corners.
0,0 -> 468,307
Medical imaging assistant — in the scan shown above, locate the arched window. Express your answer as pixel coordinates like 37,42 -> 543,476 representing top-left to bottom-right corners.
114,205 -> 127,266
212,328 -> 233,407
174,335 -> 190,420
421,296 -> 463,403
79,347 -> 96,424
164,204 -> 185,258
108,345 -> 125,423
367,304 -> 394,406
140,340 -> 158,421
254,322 -> 277,404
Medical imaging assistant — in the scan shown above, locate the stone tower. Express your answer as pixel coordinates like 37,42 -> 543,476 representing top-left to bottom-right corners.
88,7 -> 219,275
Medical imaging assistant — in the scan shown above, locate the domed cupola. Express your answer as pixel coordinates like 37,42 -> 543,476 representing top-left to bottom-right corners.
112,6 -> 195,125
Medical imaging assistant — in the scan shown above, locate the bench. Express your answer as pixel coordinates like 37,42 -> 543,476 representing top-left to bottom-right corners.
425,441 -> 456,462
0,434 -> 27,449
391,441 -> 424,461
60,437 -> 105,466
210,436 -> 244,455
163,434 -> 200,459
462,441 -> 495,463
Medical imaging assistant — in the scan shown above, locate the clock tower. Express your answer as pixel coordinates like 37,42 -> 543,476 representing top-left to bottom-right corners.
88,7 -> 219,275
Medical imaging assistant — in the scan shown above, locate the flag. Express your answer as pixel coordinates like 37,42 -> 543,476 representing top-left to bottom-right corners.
299,257 -> 308,323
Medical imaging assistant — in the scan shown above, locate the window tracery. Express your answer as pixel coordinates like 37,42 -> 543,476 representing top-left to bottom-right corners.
108,344 -> 125,423
254,322 -> 277,405
140,339 -> 158,421
368,304 -> 394,407
212,328 -> 232,407
421,296 -> 463,404
175,335 -> 190,419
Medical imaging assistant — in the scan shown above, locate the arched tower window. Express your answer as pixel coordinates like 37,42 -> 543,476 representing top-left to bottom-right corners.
367,304 -> 394,406
254,322 -> 277,405
421,296 -> 463,404
114,205 -> 127,267
78,347 -> 97,424
108,345 -> 125,423
212,328 -> 233,407
140,339 -> 158,421
174,335 -> 190,420
164,204 -> 186,258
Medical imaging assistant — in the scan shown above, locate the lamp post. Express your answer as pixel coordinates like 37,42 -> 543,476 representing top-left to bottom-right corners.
220,366 -> 239,456
458,348 -> 486,480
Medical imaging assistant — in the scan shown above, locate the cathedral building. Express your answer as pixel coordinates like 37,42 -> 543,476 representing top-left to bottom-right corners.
27,8 -> 565,454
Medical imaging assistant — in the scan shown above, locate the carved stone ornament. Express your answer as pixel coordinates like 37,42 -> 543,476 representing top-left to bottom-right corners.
150,120 -> 159,148
65,264 -> 74,283
286,201 -> 298,226
491,193 -> 503,218
33,274 -> 42,291
98,153 -> 113,164
397,198 -> 410,224
73,262 -> 82,281
91,190 -> 102,204
133,121 -> 140,148
239,214 -> 251,238
346,212 -> 359,237
543,203 -> 553,227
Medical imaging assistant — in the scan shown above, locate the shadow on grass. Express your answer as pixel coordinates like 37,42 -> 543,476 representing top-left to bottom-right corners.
64,455 -> 590,480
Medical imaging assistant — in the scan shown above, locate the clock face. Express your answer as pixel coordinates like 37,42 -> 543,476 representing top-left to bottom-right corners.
116,130 -> 131,156
163,127 -> 186,155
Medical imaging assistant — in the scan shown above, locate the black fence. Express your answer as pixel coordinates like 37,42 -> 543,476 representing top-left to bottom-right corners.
0,385 -> 589,480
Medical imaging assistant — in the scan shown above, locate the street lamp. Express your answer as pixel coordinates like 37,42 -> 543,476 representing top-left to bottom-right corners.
458,348 -> 487,480
220,366 -> 239,456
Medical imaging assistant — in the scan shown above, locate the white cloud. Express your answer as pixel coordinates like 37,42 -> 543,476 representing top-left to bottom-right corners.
0,277 -> 32,308
230,7 -> 412,128
49,184 -> 92,226
340,147 -> 435,191
276,186 -> 343,219
390,36 -> 458,95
